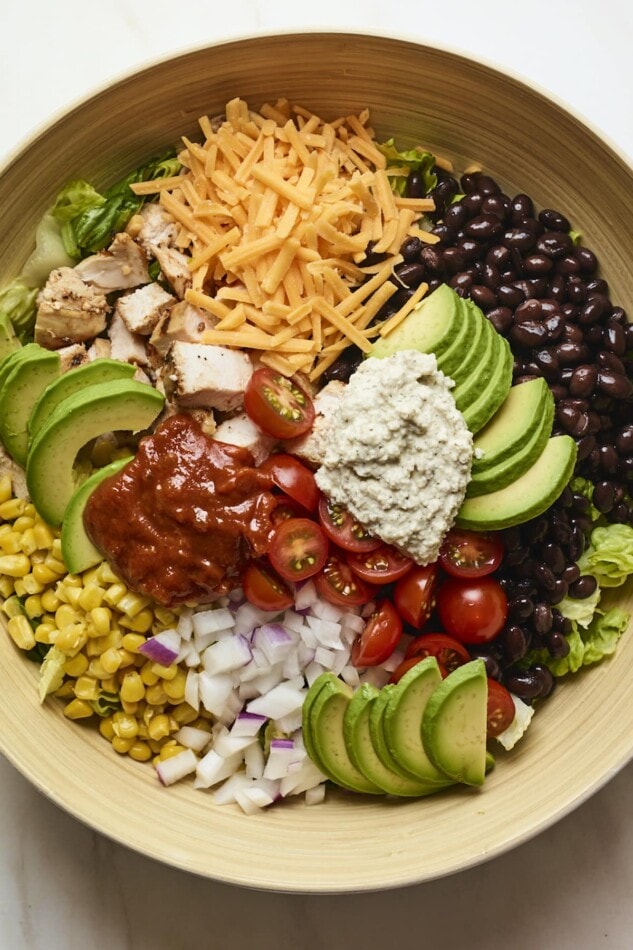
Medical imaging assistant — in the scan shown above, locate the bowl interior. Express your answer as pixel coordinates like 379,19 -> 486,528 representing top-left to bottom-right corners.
1,32 -> 632,893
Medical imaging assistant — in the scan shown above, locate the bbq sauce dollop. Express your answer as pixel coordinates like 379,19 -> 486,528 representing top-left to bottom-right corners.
84,414 -> 276,606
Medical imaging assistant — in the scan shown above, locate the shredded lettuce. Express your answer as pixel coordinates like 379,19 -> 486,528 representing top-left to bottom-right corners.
524,606 -> 629,677
577,523 -> 633,588
38,646 -> 66,702
0,281 -> 39,343
377,139 -> 438,197
558,585 -> 601,628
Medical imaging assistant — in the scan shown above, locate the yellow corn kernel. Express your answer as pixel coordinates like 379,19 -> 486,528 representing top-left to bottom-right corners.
153,605 -> 177,627
116,591 -> 151,618
23,594 -> 44,619
55,604 -> 80,629
145,683 -> 168,706
119,609 -> 154,633
90,438 -> 115,468
151,662 -> 178,681
40,589 -> 61,613
97,562 -> 121,585
34,621 -> 56,645
100,675 -> 119,694
100,648 -> 123,674
32,563 -> 60,586
147,713 -> 172,741
12,578 -> 27,598
121,699 -> 139,715
81,566 -> 101,587
104,582 -> 127,607
119,670 -> 145,703
18,531 -> 37,559
63,586 -> 83,609
87,658 -> 109,680
55,624 -> 88,656
112,711 -> 139,739
90,606 -> 112,637
121,633 -> 147,654
2,595 -> 23,619
7,614 -> 36,650
97,630 -> 123,653
0,575 -> 14,598
21,573 -> 45,596
0,473 -> 12,504
33,522 -> 55,549
112,736 -> 135,754
63,698 -> 94,720
140,661 -> 159,686
99,717 -> 115,741
172,703 -> 199,726
0,532 -> 21,555
77,585 -> 105,612
128,740 -> 152,762
54,681 -> 76,699
73,675 -> 100,701
158,741 -> 186,761
0,553 -> 31,577
43,555 -> 67,576
0,497 -> 26,521
50,538 -> 63,558
85,636 -> 107,656
23,503 -> 36,518
64,653 -> 89,678
117,648 -> 136,669
163,670 -> 186,702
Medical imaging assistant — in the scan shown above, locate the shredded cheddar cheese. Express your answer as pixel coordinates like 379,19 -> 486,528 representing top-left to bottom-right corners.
131,97 -> 437,378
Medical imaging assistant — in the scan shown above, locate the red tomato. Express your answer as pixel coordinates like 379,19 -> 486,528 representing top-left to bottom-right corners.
436,575 -> 508,645
487,678 -> 515,737
268,518 -> 328,583
346,544 -> 413,585
270,497 -> 305,526
351,600 -> 403,668
439,528 -> 504,578
244,367 -> 315,440
388,655 -> 448,684
317,496 -> 381,553
393,564 -> 439,628
405,632 -> 470,673
314,552 -> 374,607
242,560 -> 294,612
260,454 -> 319,512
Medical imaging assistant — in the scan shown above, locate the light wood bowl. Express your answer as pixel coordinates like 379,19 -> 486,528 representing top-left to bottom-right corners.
1,32 -> 632,893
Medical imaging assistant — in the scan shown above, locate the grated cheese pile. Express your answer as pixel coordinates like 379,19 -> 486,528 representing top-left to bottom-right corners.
131,97 -> 440,380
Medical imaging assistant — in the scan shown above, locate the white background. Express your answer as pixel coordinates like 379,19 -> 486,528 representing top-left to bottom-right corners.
1,2 -> 632,948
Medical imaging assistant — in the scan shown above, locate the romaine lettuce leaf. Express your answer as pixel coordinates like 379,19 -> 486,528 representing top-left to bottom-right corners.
577,523 -> 633,587
377,139 -> 438,197
0,281 -> 39,343
558,585 -> 601,628
570,475 -> 601,523
524,606 -> 629,677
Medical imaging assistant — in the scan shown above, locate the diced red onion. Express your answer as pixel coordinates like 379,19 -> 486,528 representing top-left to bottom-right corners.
310,598 -> 345,623
254,623 -> 295,665
230,711 -> 266,737
340,665 -> 361,688
202,634 -> 252,675
304,784 -> 326,805
184,670 -> 200,711
244,740 -> 265,779
192,607 -> 236,638
174,725 -> 212,753
275,708 -> 303,733
198,671 -> 234,717
138,628 -> 180,666
213,771 -> 253,805
233,603 -> 280,636
246,678 -> 306,719
293,579 -> 317,610
214,731 -> 258,757
176,608 -> 194,641
195,748 -> 243,789
155,748 -> 198,786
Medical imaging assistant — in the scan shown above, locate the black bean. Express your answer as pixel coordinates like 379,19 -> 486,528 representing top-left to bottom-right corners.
536,230 -> 573,258
544,313 -> 565,341
487,306 -> 514,334
597,350 -> 626,375
604,320 -> 627,356
598,371 -> 633,399
616,425 -> 633,455
450,272 -> 473,292
587,278 -> 609,296
568,364 -> 597,398
456,238 -> 482,263
541,542 -> 565,574
482,263 -> 501,289
576,434 -> 597,462
405,171 -> 427,199
556,254 -> 582,277
500,625 -> 529,663
400,236 -> 424,262
538,208 -> 572,231
578,294 -> 611,325
394,261 -> 426,288
599,444 -> 620,474
463,192 -> 483,216
481,193 -> 510,220
568,575 -> 598,599
504,220 -> 541,251
547,273 -> 567,302
574,246 -> 598,274
533,602 -> 554,635
510,193 -> 535,223
510,321 -> 549,348
547,631 -> 570,659
441,246 -> 467,274
443,202 -> 469,230
555,342 -> 591,365
545,578 -> 568,605
486,244 -> 512,270
566,276 -> 588,303
509,595 -> 534,620
533,348 -> 559,379
562,563 -> 581,585
470,285 -> 497,310
464,213 -> 503,242
432,223 -> 455,244
505,669 -> 543,701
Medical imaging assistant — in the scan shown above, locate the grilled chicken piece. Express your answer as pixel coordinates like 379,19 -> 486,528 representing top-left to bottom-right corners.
0,444 -> 28,500
213,412 -> 276,465
149,301 -> 217,360
108,312 -> 149,367
116,282 -> 175,336
74,233 -> 151,292
285,380 -> 347,466
128,203 -> 178,254
56,343 -> 89,372
151,244 -> 192,299
87,338 -> 112,361
34,267 -> 110,349
164,341 -> 253,411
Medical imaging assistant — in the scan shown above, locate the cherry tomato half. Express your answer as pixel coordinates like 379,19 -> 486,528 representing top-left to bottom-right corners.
439,527 -> 504,579
347,544 -> 413,585
314,552 -> 374,608
436,575 -> 508,645
351,600 -> 403,668
244,367 -> 315,440
242,560 -> 294,612
393,564 -> 439,628
487,678 -> 515,737
270,496 -> 305,526
268,517 -> 328,583
317,495 -> 381,553
260,454 -> 319,512
405,632 -> 470,673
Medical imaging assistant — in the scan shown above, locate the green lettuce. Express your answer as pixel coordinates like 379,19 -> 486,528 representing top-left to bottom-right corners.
577,523 -> 633,588
38,646 -> 66,702
524,606 -> 629,677
570,475 -> 601,523
377,139 -> 438,197
558,585 -> 601,628
0,281 -> 39,343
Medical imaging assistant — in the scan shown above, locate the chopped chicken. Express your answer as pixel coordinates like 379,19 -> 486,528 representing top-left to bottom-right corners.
56,343 -> 88,372
87,338 -> 112,361
149,301 -> 217,359
74,232 -> 151,292
129,203 -> 178,255
188,408 -> 217,437
151,244 -> 192,299
0,444 -> 28,500
165,341 -> 253,411
214,413 -> 276,465
116,283 -> 175,336
285,380 -> 347,466
34,267 -> 110,349
108,312 -> 149,367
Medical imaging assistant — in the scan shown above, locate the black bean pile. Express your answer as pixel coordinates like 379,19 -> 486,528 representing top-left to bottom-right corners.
325,166 -> 633,703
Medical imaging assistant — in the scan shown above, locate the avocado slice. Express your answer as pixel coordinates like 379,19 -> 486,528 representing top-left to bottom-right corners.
466,387 -> 555,497
368,685 -> 443,783
451,316 -> 498,410
0,347 -> 60,465
26,379 -> 164,526
370,283 -> 461,360
343,683 -> 444,796
301,672 -> 338,770
461,334 -> 513,433
382,656 -> 453,785
457,434 -> 578,531
472,377 -> 553,473
308,676 -> 383,795
61,456 -> 132,574
0,313 -> 20,362
432,296 -> 474,380
29,359 -> 136,442
421,659 -> 488,786
0,343 -> 43,394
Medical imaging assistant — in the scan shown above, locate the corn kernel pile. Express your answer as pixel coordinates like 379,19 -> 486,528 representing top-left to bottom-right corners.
0,472 -> 213,768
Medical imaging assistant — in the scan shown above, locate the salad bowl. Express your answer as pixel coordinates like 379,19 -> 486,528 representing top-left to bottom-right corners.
0,31 -> 632,893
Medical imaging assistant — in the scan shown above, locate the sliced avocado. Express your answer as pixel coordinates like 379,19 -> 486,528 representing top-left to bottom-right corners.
432,296 -> 473,380
309,676 -> 383,795
441,298 -> 487,390
26,379 -> 164,526
382,656 -> 453,785
461,335 -> 513,433
466,388 -> 555,497
368,685 -> 442,783
472,378 -> 553,473
457,434 -> 578,531
61,456 -> 132,574
0,343 -> 43,393
301,672 -> 339,770
0,313 -> 20,362
451,316 -> 497,409
421,659 -> 488,786
0,347 -> 60,465
343,684 -> 443,797
370,283 -> 461,360
29,358 -> 136,442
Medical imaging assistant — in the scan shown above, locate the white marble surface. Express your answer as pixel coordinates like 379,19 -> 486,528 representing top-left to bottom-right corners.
1,2 -> 632,947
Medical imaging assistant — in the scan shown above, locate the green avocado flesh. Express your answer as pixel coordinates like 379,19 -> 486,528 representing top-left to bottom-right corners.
26,379 -> 164,526
29,358 -> 136,442
472,377 -> 553,473
460,335 -> 513,433
0,347 -> 60,465
370,283 -> 460,360
0,314 -> 20,362
61,456 -> 132,574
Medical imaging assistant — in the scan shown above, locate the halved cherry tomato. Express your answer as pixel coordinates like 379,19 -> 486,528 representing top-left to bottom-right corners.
393,564 -> 439,628
268,518 -> 328,583
388,655 -> 448,684
439,527 -> 504,578
270,496 -> 305,526
347,544 -> 413,585
260,454 -> 319,512
242,560 -> 294,612
317,495 -> 381,553
314,552 -> 374,607
487,678 -> 515,737
436,575 -> 508,645
351,600 -> 403,668
405,632 -> 470,673
244,367 -> 315,440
